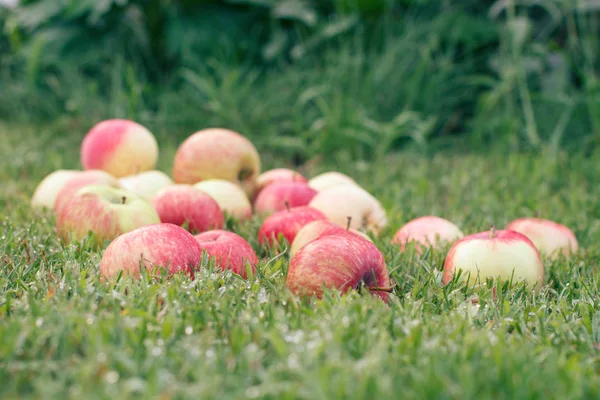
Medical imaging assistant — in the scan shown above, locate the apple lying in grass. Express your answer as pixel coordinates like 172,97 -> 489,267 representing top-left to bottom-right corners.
194,230 -> 258,278
308,171 -> 358,192
152,184 -> 224,234
31,169 -> 81,209
308,184 -> 387,235
56,185 -> 160,246
54,170 -> 119,215
442,227 -> 544,290
286,233 -> 392,303
81,119 -> 159,178
118,170 -> 174,200
99,223 -> 204,279
194,179 -> 252,221
172,128 -> 261,197
290,219 -> 372,257
254,181 -> 318,215
392,216 -> 464,253
258,206 -> 327,249
255,168 -> 307,195
505,217 -> 579,259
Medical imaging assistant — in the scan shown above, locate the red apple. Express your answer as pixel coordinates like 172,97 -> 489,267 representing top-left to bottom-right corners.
290,219 -> 372,257
392,216 -> 464,253
31,169 -> 81,210
81,119 -> 159,178
194,179 -> 252,221
254,181 -> 318,215
308,171 -> 358,192
258,206 -> 327,248
442,227 -> 544,290
99,223 -> 204,279
194,230 -> 258,278
151,184 -> 224,234
172,128 -> 261,197
255,168 -> 307,195
118,170 -> 174,200
286,233 -> 392,303
505,217 -> 578,259
53,170 -> 119,216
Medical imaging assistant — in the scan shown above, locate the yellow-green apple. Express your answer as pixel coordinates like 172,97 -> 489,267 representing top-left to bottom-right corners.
505,217 -> 578,259
255,168 -> 307,196
308,184 -> 387,235
151,184 -> 224,234
194,230 -> 258,278
31,169 -> 81,209
81,119 -> 159,178
172,128 -> 261,197
258,206 -> 327,248
99,223 -> 204,280
254,182 -> 318,215
56,185 -> 160,246
53,170 -> 119,216
392,216 -> 464,253
442,227 -> 544,290
118,170 -> 174,200
286,233 -> 392,303
308,171 -> 358,192
194,179 -> 252,221
290,219 -> 372,257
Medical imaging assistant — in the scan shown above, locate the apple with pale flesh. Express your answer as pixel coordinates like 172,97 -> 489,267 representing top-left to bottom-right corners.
194,179 -> 252,221
152,184 -> 224,234
254,181 -> 318,215
392,216 -> 464,253
286,233 -> 392,303
194,230 -> 258,278
505,217 -> 578,259
308,184 -> 387,235
255,168 -> 307,195
118,170 -> 174,200
258,206 -> 327,248
290,219 -> 372,257
31,169 -> 81,209
56,185 -> 160,246
99,223 -> 204,280
308,171 -> 358,192
81,119 -> 159,178
442,227 -> 544,290
53,170 -> 119,215
172,128 -> 261,197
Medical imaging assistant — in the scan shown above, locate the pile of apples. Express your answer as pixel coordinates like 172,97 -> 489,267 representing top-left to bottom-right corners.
31,119 -> 580,303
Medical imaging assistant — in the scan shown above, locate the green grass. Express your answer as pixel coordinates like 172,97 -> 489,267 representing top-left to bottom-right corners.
2,122 -> 600,399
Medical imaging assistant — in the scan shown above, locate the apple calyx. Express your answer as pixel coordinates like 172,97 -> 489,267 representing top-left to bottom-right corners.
284,201 -> 291,212
238,168 -> 253,182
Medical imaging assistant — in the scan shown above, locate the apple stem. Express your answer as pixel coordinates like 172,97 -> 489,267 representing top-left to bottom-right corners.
489,224 -> 496,238
367,285 -> 395,293
284,201 -> 291,212
346,216 -> 352,231
121,196 -> 126,204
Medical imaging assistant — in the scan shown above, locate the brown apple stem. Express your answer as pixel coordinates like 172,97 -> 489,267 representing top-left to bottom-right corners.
367,285 -> 395,293
121,196 -> 127,204
489,224 -> 496,238
284,201 -> 291,212
534,210 -> 541,218
346,216 -> 352,231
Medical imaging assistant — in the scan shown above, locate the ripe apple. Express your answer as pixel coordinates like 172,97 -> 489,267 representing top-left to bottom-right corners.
194,179 -> 252,221
308,184 -> 387,236
118,170 -> 174,200
53,170 -> 119,216
81,119 -> 159,178
172,128 -> 261,197
194,230 -> 258,278
255,168 -> 307,195
442,227 -> 544,290
253,181 -> 318,215
392,216 -> 464,253
151,184 -> 224,234
258,206 -> 327,248
286,233 -> 392,303
99,223 -> 204,279
31,169 -> 81,209
505,217 -> 578,259
308,171 -> 358,192
56,185 -> 161,246
290,219 -> 372,257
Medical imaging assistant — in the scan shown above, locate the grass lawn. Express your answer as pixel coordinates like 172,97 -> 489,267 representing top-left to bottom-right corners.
1,122 -> 600,399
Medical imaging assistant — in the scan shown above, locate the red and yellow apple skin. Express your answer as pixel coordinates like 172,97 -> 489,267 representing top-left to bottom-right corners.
151,184 -> 224,234
257,206 -> 327,248
81,119 -> 159,178
172,128 -> 261,197
442,229 -> 544,290
290,219 -> 372,257
99,223 -> 204,279
392,216 -> 463,253
53,170 -> 119,216
286,233 -> 392,303
255,168 -> 307,196
253,182 -> 318,215
194,230 -> 258,279
308,171 -> 358,192
31,169 -> 81,210
194,179 -> 252,221
505,217 -> 578,259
